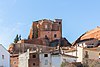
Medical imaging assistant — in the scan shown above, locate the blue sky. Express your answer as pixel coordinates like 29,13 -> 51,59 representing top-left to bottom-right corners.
0,0 -> 100,49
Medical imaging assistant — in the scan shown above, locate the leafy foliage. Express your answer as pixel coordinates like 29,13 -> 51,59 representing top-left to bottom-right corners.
61,62 -> 66,67
14,34 -> 21,43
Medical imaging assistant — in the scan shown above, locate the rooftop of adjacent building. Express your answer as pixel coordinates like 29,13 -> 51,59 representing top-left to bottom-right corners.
80,26 -> 100,40
61,54 -> 78,58
64,50 -> 76,53
51,52 -> 77,58
10,54 -> 19,57
0,44 -> 10,54
73,26 -> 100,46
86,26 -> 100,34
84,47 -> 100,52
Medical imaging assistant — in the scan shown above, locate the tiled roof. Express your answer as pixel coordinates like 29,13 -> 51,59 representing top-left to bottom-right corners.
73,26 -> 100,46
81,26 -> 100,40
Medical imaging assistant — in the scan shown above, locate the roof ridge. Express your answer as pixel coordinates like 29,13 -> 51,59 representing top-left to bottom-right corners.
86,26 -> 100,34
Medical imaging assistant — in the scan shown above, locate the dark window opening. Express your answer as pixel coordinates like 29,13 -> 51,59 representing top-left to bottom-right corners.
2,55 -> 4,59
13,61 -> 16,64
33,63 -> 35,66
44,54 -> 48,57
33,55 -> 36,58
45,35 -> 47,38
59,22 -> 61,24
85,51 -> 89,58
78,44 -> 79,46
92,44 -> 94,45
32,33 -> 34,38
82,43 -> 83,46
54,34 -> 57,38
45,35 -> 49,40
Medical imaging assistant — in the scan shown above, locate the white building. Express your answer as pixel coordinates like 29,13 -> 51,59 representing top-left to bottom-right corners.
19,49 -> 52,67
0,44 -> 10,67
83,47 -> 100,59
39,52 -> 52,67
76,46 -> 84,62
76,38 -> 99,48
61,54 -> 77,63
62,46 -> 84,63
52,54 -> 77,67
19,49 -> 40,67
19,50 -> 29,67
52,54 -> 62,67
63,49 -> 77,57
75,46 -> 100,63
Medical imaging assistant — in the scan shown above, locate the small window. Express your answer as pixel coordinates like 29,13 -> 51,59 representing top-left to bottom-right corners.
54,34 -> 57,38
99,53 -> 100,55
63,59 -> 66,62
82,43 -> 83,46
44,54 -> 48,57
85,51 -> 89,58
45,35 -> 47,38
2,55 -> 4,59
13,61 -> 16,64
33,63 -> 35,66
92,44 -> 94,45
33,55 -> 36,58
59,22 -> 61,24
78,44 -> 79,46
45,60 -> 48,65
